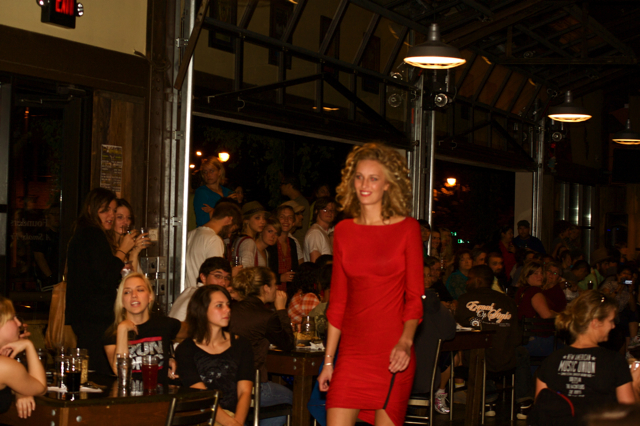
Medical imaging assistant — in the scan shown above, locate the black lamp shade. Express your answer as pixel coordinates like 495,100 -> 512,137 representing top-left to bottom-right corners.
613,119 -> 640,145
404,24 -> 466,69
548,91 -> 591,122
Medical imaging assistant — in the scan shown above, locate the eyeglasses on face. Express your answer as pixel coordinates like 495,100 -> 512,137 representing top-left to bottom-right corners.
321,209 -> 336,214
209,273 -> 231,282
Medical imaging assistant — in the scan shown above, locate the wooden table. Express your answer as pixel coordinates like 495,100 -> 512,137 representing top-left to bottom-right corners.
0,375 -> 217,426
266,348 -> 324,426
442,330 -> 494,426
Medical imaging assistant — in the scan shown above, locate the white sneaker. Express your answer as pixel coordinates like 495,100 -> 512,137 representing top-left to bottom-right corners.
434,391 -> 450,414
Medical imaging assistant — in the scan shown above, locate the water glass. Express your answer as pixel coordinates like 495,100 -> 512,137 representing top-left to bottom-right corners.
116,353 -> 133,389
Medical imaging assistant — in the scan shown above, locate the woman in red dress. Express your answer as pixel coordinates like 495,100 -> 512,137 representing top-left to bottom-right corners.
317,143 -> 424,426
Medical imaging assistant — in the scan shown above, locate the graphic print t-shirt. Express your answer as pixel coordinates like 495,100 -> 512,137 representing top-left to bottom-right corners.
104,316 -> 181,384
176,336 -> 254,411
538,346 -> 632,418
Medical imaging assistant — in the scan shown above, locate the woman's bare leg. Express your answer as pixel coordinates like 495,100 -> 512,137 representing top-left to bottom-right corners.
327,408 -> 359,426
374,409 -> 395,426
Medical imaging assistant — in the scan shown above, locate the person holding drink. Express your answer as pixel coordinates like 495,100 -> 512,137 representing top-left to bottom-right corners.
104,273 -> 184,387
317,143 -> 424,426
176,285 -> 254,426
114,198 -> 151,274
66,188 -> 139,375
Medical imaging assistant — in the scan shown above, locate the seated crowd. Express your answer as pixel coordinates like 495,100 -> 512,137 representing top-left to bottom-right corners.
5,174 -> 640,426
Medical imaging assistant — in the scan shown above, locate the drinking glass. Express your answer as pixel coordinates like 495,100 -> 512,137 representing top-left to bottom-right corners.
116,353 -> 132,389
141,355 -> 159,390
65,356 -> 82,393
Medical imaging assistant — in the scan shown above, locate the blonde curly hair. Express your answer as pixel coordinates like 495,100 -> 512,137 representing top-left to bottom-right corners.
336,143 -> 412,220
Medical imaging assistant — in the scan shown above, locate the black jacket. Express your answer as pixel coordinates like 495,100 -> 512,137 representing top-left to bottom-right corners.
65,224 -> 123,327
455,287 -> 521,372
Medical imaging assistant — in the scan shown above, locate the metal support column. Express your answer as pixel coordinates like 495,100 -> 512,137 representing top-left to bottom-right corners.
531,119 -> 544,236
175,0 -> 196,296
410,75 -> 427,222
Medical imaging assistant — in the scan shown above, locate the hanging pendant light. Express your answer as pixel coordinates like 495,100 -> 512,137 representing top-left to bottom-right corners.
547,91 -> 591,122
403,23 -> 466,69
613,119 -> 640,145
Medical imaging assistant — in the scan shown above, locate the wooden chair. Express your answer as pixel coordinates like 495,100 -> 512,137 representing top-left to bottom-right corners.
405,339 -> 442,425
165,390 -> 220,426
246,370 -> 292,426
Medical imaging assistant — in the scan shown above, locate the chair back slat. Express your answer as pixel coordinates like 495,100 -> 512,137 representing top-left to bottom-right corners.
165,390 -> 220,426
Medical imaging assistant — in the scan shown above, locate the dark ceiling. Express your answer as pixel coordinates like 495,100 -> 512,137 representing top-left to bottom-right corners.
362,0 -> 640,99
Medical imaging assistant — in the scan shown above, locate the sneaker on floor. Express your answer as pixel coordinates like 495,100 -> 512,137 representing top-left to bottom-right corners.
453,390 -> 467,404
517,400 -> 533,420
484,403 -> 496,417
434,391 -> 450,414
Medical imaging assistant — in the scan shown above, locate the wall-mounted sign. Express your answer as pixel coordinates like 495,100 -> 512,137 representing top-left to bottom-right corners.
100,145 -> 123,198
41,0 -> 78,29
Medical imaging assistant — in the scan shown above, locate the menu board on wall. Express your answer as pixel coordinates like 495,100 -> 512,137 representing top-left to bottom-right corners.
100,145 -> 123,197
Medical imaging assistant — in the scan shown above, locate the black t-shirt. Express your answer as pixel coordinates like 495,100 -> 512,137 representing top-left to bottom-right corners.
537,346 -> 632,420
103,316 -> 181,384
175,335 -> 254,412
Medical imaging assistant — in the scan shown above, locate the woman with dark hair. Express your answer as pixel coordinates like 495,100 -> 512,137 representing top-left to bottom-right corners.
445,249 -> 473,300
268,205 -> 301,291
287,262 -> 320,326
317,143 -> 423,426
229,267 -> 294,426
532,292 -> 636,424
176,285 -> 254,426
194,157 -> 236,227
471,247 -> 488,266
304,197 -> 336,263
66,187 -> 138,375
114,198 -> 150,274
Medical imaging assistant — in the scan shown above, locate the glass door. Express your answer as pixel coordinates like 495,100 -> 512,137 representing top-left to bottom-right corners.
0,78 -> 86,318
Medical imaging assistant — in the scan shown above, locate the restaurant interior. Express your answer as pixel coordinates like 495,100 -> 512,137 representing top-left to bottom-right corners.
2,0 -> 640,424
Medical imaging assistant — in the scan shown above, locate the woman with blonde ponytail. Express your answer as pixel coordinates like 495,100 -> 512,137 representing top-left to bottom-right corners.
229,267 -> 294,426
532,291 -> 637,424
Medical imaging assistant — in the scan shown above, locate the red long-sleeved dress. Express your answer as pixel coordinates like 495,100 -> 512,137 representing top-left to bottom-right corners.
326,217 -> 424,426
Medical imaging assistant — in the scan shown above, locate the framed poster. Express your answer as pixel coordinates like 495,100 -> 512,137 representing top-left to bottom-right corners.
269,0 -> 294,68
207,0 -> 237,53
362,35 -> 380,94
320,15 -> 340,75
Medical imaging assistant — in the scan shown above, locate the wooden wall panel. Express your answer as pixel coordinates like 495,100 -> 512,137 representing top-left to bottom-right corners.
91,91 -> 147,228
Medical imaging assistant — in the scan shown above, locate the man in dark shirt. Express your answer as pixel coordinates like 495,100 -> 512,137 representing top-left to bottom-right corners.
513,220 -> 546,254
455,265 -> 534,419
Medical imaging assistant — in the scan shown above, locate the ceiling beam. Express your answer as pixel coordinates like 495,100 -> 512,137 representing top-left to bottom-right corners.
446,1 -> 575,49
564,4 -> 635,57
349,0 -> 432,35
281,0 -> 309,42
353,13 -> 381,65
319,0 -> 350,56
459,0 -> 494,17
499,57 -> 636,65
514,23 -> 572,57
